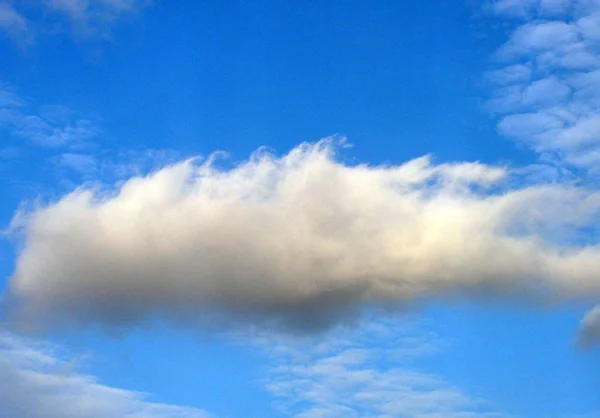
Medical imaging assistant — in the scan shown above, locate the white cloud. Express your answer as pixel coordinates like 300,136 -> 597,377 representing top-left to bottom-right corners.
0,83 -> 100,148
256,318 -> 508,418
0,2 -> 28,40
43,0 -> 148,29
487,77 -> 571,114
3,139 -> 600,344
522,77 -> 571,107
56,152 -> 99,174
0,0 -> 149,42
0,80 -> 179,197
497,21 -> 578,59
485,64 -> 532,86
577,10 -> 600,40
0,329 -> 212,418
490,0 -> 572,18
489,0 -> 600,171
0,82 -> 24,108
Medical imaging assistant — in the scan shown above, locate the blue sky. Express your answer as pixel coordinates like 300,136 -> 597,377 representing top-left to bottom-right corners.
1,1 -> 600,417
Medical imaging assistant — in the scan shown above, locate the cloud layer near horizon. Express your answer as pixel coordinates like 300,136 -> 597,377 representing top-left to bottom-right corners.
4,140 -> 600,343
0,329 -> 211,418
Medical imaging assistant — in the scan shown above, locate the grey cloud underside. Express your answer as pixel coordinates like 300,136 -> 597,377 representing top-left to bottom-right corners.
578,305 -> 600,348
4,140 -> 600,340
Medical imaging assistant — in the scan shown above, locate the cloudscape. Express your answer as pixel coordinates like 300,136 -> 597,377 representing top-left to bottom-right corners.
1,0 -> 600,417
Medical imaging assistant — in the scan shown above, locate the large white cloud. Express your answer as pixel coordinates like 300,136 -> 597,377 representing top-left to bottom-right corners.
3,139 -> 600,342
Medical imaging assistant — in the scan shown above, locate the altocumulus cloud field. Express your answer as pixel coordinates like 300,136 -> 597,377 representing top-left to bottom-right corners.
4,139 -> 600,344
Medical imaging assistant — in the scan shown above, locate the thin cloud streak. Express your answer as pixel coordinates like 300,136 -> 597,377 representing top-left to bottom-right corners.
0,84 -> 100,148
0,329 -> 212,418
43,0 -> 150,36
0,2 -> 28,41
0,0 -> 149,42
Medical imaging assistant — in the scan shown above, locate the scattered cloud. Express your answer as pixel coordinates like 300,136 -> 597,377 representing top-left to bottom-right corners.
4,139 -> 600,344
487,0 -> 600,171
0,82 -> 24,108
255,318 -> 507,418
50,148 -> 181,193
0,2 -> 28,41
42,0 -> 150,37
0,328 -> 212,418
0,84 -> 100,148
0,0 -> 150,42
488,0 -> 573,19
0,79 -> 178,199
55,152 -> 99,174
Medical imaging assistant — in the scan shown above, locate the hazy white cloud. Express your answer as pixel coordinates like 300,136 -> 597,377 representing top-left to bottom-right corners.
0,0 -> 149,42
55,152 -> 99,174
487,77 -> 571,114
43,0 -> 149,35
0,82 -> 24,108
0,83 -> 100,148
257,318 -> 508,418
497,21 -> 578,59
0,329 -> 212,418
3,139 -> 600,342
490,0 -> 572,18
0,2 -> 28,40
0,80 -> 179,199
485,64 -> 532,86
489,0 -> 600,170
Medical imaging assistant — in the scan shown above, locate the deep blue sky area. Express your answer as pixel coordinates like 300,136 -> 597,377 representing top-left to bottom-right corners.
1,1 -> 531,165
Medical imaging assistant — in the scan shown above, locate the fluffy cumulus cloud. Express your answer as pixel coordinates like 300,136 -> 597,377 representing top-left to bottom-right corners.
0,329 -> 212,418
488,0 -> 600,171
3,139 -> 600,343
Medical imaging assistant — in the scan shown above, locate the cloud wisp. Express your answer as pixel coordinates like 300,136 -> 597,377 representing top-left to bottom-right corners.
0,80 -> 177,194
0,84 -> 100,149
0,328 -> 212,418
487,0 -> 600,172
0,2 -> 28,42
42,0 -> 150,37
3,139 -> 600,344
0,0 -> 149,41
256,318 -> 508,418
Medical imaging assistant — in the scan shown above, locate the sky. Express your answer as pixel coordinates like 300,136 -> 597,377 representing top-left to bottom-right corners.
1,0 -> 600,417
